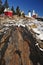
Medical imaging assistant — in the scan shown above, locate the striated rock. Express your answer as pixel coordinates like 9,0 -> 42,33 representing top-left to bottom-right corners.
0,26 -> 31,65
0,26 -> 43,65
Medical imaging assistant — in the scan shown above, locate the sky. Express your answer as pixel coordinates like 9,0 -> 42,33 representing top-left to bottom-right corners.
2,0 -> 43,16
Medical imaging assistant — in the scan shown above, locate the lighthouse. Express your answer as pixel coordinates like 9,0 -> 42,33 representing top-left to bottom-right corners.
32,10 -> 35,16
28,10 -> 31,17
32,10 -> 37,18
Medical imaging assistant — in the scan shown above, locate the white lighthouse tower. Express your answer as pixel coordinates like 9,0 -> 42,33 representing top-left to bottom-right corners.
28,10 -> 31,17
32,10 -> 37,18
32,10 -> 36,16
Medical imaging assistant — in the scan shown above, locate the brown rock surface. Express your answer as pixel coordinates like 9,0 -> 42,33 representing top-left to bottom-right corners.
0,26 -> 41,65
